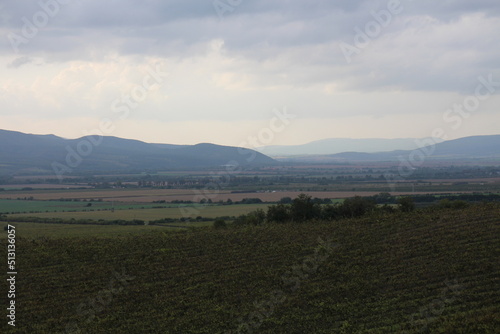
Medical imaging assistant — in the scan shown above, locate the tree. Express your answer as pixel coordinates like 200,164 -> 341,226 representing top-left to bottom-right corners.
213,218 -> 227,229
398,196 -> 415,212
245,209 -> 266,225
339,196 -> 376,218
279,197 -> 293,204
321,204 -> 341,220
266,204 -> 290,223
290,194 -> 321,221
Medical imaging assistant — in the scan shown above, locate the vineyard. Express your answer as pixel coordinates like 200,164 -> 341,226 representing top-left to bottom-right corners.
1,203 -> 499,333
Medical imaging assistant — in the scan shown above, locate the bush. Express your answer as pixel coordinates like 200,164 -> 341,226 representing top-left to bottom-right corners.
290,194 -> 321,221
247,209 -> 266,225
339,196 -> 376,218
240,198 -> 263,204
278,197 -> 293,204
233,210 -> 266,226
213,219 -> 227,229
398,197 -> 415,213
380,204 -> 396,213
266,204 -> 291,223
451,200 -> 469,209
321,204 -> 341,220
438,199 -> 469,209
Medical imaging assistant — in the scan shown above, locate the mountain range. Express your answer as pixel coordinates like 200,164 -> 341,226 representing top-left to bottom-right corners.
1,130 -> 499,176
275,135 -> 500,163
0,129 -> 275,176
256,137 -> 446,156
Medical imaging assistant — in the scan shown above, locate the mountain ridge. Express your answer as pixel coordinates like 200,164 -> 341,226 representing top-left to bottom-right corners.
275,135 -> 500,163
256,137 -> 446,156
0,129 -> 276,176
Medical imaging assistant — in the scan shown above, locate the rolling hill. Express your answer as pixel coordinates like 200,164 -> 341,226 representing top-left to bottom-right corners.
0,129 -> 276,175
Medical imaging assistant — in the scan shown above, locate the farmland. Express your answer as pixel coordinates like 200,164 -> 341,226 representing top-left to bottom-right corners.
0,221 -> 177,239
7,203 -> 270,221
0,163 -> 499,333
0,203 -> 498,333
0,188 -> 490,203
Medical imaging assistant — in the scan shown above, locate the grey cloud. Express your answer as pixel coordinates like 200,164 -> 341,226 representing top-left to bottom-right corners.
1,0 -> 499,94
2,0 -> 498,55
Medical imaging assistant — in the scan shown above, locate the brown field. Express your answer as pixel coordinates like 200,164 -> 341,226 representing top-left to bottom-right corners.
102,190 -> 479,203
0,184 -> 94,189
0,188 -> 199,200
409,177 -> 500,184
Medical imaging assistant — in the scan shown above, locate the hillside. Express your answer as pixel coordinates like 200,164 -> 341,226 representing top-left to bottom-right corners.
3,204 -> 498,333
277,135 -> 500,163
0,129 -> 276,175
256,137 -> 444,156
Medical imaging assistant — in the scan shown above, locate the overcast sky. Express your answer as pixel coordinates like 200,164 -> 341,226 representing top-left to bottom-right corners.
1,0 -> 499,147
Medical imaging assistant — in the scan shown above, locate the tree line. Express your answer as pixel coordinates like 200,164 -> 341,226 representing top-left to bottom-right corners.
225,193 -> 473,227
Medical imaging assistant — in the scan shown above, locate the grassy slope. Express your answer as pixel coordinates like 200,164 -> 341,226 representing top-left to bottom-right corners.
1,204 -> 499,333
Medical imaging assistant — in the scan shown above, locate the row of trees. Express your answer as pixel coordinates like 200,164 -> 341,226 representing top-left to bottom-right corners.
232,194 -> 415,225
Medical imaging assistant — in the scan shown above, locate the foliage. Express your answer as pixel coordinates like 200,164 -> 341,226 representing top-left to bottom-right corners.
266,203 -> 291,223
338,196 -> 376,218
290,194 -> 321,221
438,199 -> 470,209
5,203 -> 499,333
233,209 -> 266,226
239,198 -> 263,204
278,196 -> 293,204
213,218 -> 227,229
398,196 -> 416,212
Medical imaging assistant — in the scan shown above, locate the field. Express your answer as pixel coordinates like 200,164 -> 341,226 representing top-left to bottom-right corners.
0,221 -> 182,239
7,204 -> 270,221
0,203 -> 498,333
0,188 -> 201,201
0,187 -> 490,203
0,199 -> 153,214
0,164 -> 499,333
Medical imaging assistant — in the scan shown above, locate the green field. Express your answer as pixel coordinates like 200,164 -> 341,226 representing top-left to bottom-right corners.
1,203 -> 498,333
0,221 -> 188,239
8,203 -> 270,221
0,199 -> 184,214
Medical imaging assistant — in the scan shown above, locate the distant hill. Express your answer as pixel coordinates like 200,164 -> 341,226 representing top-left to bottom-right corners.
256,137 -> 444,156
277,135 -> 500,163
0,129 -> 276,176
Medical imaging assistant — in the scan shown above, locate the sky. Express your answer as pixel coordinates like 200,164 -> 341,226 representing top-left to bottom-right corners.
1,0 -> 499,148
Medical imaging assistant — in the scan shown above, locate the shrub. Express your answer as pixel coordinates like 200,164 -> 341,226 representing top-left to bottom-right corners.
233,210 -> 266,226
451,200 -> 469,209
240,198 -> 263,204
439,199 -> 469,209
398,197 -> 415,213
266,204 -> 291,223
290,194 -> 321,221
321,204 -> 341,220
278,197 -> 293,204
213,219 -> 227,229
247,209 -> 266,225
339,196 -> 376,218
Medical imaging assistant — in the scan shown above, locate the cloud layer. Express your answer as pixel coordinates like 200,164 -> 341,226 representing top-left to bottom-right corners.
1,0 -> 499,145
